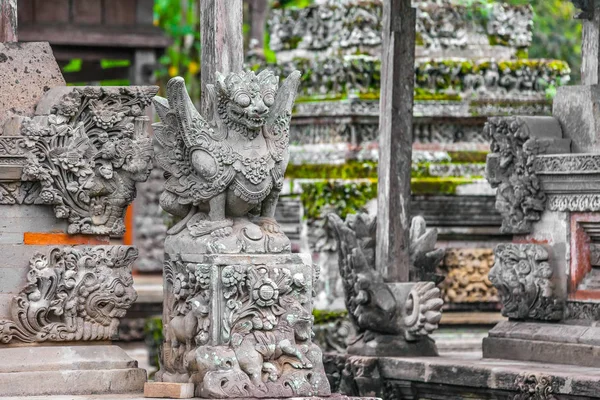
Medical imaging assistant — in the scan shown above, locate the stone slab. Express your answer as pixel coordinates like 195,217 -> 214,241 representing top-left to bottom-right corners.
0,345 -> 146,396
0,42 -> 65,127
144,382 -> 195,399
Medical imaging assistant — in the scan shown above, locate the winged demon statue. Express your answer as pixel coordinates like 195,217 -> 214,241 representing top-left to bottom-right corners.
153,70 -> 301,253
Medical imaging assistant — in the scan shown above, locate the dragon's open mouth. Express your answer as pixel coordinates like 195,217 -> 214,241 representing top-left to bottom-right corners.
229,108 -> 266,130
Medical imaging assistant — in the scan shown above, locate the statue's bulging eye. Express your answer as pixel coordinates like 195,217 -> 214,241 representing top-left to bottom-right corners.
235,93 -> 251,108
263,93 -> 275,107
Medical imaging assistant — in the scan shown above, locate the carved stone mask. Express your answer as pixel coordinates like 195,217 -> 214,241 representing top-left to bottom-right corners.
216,70 -> 279,131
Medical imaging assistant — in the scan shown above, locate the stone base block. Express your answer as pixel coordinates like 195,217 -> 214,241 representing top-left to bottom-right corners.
483,320 -> 600,367
145,382 -> 195,398
0,345 -> 147,397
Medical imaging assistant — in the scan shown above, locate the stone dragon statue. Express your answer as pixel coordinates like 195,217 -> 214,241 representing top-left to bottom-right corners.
153,70 -> 301,254
328,212 -> 445,355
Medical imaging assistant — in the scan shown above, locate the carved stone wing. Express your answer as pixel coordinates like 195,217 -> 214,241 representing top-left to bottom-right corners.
264,70 -> 301,161
153,77 -> 235,207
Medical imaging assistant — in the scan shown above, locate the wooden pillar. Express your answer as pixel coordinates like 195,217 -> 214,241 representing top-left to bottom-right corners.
0,0 -> 17,42
200,0 -> 244,117
375,0 -> 416,282
581,5 -> 600,85
249,0 -> 269,49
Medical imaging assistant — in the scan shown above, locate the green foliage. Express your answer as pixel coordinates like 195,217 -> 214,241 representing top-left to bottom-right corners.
272,0 -> 313,9
144,317 -> 163,370
313,309 -> 348,325
154,0 -> 201,99
286,161 -> 378,179
300,181 -> 377,220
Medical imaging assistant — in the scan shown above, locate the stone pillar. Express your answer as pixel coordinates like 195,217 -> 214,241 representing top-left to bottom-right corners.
0,42 -> 157,396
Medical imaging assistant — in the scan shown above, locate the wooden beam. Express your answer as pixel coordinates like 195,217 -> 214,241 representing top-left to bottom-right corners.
0,0 -> 17,42
582,5 -> 600,85
200,0 -> 244,117
375,0 -> 416,282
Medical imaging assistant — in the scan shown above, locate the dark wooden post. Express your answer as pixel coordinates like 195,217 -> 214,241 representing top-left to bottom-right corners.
249,0 -> 269,50
375,0 -> 416,282
0,0 -> 17,42
200,0 -> 244,117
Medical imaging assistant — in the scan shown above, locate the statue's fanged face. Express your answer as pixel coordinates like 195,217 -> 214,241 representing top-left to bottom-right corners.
217,70 -> 279,131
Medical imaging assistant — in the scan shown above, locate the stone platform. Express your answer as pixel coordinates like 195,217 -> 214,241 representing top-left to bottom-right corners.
0,345 -> 146,397
325,351 -> 600,399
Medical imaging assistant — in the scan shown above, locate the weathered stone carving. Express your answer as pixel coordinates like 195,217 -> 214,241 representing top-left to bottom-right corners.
439,249 -> 498,304
328,213 -> 444,354
489,244 -> 563,321
272,57 -> 568,101
513,373 -> 559,400
158,254 -> 330,398
485,116 -> 547,234
154,72 -> 330,398
0,246 -> 138,343
269,0 -> 533,52
153,71 -> 300,253
547,194 -> 600,212
17,87 -> 156,236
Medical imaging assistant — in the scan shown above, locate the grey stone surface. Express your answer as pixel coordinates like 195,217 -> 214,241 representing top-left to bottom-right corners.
0,344 -> 146,396
553,84 -> 600,153
0,42 -> 65,127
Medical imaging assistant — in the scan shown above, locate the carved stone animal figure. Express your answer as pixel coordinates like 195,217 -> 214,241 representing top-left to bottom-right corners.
166,294 -> 210,353
153,70 -> 301,251
232,300 -> 313,390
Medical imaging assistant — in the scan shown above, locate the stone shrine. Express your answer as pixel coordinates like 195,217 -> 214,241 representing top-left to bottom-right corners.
0,25 -> 157,398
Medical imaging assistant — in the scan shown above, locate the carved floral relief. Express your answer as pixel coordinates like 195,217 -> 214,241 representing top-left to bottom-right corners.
18,86 -> 157,236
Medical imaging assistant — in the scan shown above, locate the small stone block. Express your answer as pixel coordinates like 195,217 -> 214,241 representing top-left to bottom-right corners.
144,382 -> 194,399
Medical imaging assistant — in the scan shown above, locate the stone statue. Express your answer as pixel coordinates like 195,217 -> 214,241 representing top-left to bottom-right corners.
153,70 -> 331,398
154,70 -> 300,254
328,213 -> 444,356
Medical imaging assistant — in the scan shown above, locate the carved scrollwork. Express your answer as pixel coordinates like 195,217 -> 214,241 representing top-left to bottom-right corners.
404,282 -> 443,341
0,246 -> 138,343
489,244 -> 563,321
19,86 -> 157,236
513,373 -> 560,400
485,116 -> 547,234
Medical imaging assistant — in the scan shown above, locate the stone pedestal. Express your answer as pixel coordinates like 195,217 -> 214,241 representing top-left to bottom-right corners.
156,248 -> 331,399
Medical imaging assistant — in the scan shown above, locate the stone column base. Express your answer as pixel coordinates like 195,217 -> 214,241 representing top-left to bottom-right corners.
0,345 -> 146,397
483,320 -> 600,367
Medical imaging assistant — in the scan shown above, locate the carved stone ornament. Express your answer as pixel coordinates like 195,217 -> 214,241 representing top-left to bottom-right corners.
154,72 -> 330,398
513,373 -> 560,400
157,254 -> 330,398
0,246 -> 138,343
17,86 -> 157,236
489,244 -> 563,321
154,70 -> 300,254
328,213 -> 444,354
485,116 -> 547,234
439,248 -> 498,303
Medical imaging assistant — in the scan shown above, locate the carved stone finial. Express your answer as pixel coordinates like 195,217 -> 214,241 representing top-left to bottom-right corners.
327,212 -> 444,355
489,244 -> 564,321
0,245 -> 138,343
485,116 -> 547,234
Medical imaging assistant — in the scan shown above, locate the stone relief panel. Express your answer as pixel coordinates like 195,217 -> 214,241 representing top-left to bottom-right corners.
158,255 -> 330,398
16,86 -> 157,236
513,373 -> 560,400
0,246 -> 138,343
485,116 -> 547,234
489,244 -> 563,321
439,249 -> 498,304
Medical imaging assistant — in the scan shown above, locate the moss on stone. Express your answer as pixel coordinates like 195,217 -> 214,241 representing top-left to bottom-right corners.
313,309 -> 348,325
447,150 -> 489,163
